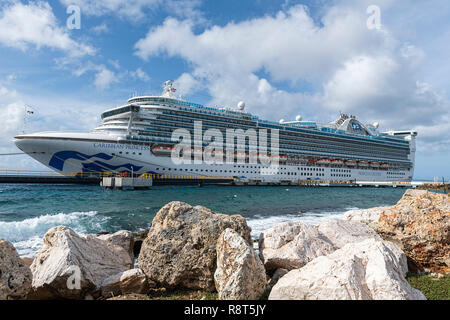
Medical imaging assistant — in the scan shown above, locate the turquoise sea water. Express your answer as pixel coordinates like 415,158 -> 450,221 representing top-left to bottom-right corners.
0,184 -> 408,257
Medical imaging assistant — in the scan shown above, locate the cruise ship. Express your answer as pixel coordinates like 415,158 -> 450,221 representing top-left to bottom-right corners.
15,81 -> 417,183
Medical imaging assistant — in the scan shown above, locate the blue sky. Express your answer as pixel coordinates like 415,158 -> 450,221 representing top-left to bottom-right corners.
0,0 -> 448,180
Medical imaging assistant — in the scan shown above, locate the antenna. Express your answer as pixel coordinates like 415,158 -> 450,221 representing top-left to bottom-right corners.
23,104 -> 34,134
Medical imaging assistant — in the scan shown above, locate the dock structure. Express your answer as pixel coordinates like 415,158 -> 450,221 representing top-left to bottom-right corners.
0,170 -> 445,190
0,171 -> 100,185
101,177 -> 153,190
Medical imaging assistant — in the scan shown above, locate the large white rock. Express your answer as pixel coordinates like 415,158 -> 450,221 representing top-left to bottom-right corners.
269,239 -> 425,300
259,221 -> 335,271
30,226 -> 133,299
0,239 -> 32,300
317,219 -> 381,248
342,206 -> 389,229
214,228 -> 267,300
101,268 -> 148,298
97,230 -> 134,262
317,219 -> 408,277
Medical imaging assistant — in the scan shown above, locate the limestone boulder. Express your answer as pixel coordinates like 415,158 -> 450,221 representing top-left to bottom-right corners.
269,239 -> 425,300
258,221 -> 335,271
101,268 -> 149,298
342,206 -> 390,229
214,228 -> 267,300
138,201 -> 252,291
97,230 -> 134,262
0,239 -> 32,300
317,219 -> 381,248
29,226 -> 133,299
377,190 -> 449,273
318,219 -> 408,277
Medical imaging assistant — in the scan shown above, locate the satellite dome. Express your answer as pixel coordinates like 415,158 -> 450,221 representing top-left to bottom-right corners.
237,101 -> 246,111
373,122 -> 379,129
296,115 -> 302,122
279,119 -> 285,124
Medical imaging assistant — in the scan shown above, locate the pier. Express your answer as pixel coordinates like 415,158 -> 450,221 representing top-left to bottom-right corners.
0,170 -> 100,185
0,170 -> 235,186
0,170 -> 446,190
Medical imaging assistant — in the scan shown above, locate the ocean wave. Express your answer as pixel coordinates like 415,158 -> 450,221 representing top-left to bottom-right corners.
0,211 -> 97,244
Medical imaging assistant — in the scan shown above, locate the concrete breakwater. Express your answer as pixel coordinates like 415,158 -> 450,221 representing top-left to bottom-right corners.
0,189 -> 448,300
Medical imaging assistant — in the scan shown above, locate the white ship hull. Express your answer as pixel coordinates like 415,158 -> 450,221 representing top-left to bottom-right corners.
14,132 -> 413,183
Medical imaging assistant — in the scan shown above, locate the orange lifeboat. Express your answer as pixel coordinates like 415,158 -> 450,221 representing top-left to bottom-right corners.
317,159 -> 331,165
358,161 -> 369,167
331,159 -> 344,166
345,160 -> 357,167
380,163 -> 389,169
370,162 -> 380,168
152,145 -> 174,155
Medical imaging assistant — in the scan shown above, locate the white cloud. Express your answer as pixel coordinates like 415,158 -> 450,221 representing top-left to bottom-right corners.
94,66 -> 118,89
0,85 -> 41,170
0,1 -> 94,57
59,0 -> 160,18
135,6 -> 386,82
130,68 -> 150,82
134,3 -> 450,152
91,22 -> 109,34
68,61 -> 118,90
0,86 -> 24,137
174,73 -> 201,97
59,0 -> 203,20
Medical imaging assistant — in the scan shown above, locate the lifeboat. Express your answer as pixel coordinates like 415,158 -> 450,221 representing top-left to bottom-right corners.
280,155 -> 288,161
152,145 -> 174,155
331,159 -> 344,166
370,162 -> 380,168
380,163 -> 389,169
345,160 -> 357,167
317,159 -> 331,165
358,161 -> 369,167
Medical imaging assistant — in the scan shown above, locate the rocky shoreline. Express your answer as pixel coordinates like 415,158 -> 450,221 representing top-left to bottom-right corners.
0,189 -> 448,300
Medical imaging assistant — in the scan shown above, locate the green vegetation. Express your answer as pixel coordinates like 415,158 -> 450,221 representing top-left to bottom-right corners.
407,273 -> 450,300
147,289 -> 218,301
106,290 -> 218,300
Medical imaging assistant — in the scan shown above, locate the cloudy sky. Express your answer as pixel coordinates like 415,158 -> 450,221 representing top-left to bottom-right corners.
0,0 -> 448,180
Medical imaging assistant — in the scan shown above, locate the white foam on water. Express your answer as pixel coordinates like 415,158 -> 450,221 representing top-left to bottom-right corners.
0,211 -> 100,257
247,207 -> 361,240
